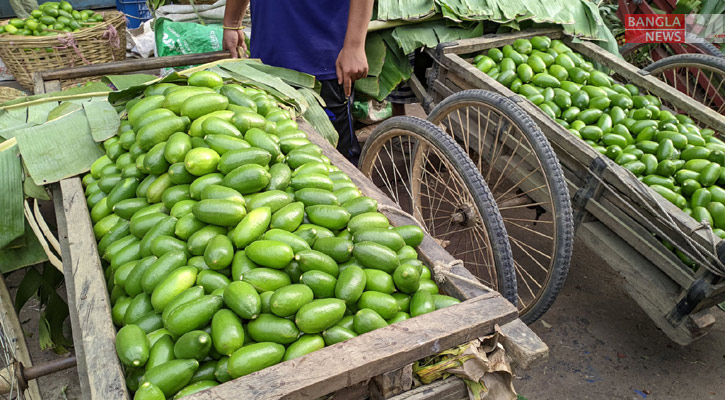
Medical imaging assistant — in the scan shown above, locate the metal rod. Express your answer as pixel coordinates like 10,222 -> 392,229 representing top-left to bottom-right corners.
23,356 -> 77,381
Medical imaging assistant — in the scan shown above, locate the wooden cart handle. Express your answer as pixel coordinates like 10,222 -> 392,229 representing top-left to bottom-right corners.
37,51 -> 232,81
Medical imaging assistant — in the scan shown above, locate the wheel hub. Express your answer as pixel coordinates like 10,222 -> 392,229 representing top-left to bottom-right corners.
452,203 -> 476,226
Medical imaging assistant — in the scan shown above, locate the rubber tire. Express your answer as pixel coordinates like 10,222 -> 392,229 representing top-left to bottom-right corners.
359,116 -> 518,305
643,54 -> 725,114
643,53 -> 725,74
427,90 -> 573,325
620,33 -> 724,64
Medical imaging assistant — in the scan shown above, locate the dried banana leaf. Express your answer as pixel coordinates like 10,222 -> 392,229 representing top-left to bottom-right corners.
83,101 -> 121,142
0,82 -> 111,107
16,109 -> 104,185
0,139 -> 24,249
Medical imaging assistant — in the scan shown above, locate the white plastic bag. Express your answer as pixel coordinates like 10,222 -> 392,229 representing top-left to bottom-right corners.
126,20 -> 156,58
0,57 -> 14,81
156,0 -> 226,24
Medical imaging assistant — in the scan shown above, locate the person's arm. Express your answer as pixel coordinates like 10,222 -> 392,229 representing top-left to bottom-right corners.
222,0 -> 250,58
336,0 -> 374,97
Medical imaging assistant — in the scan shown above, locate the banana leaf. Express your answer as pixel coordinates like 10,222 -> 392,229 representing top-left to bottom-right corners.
15,109 -> 104,185
244,62 -> 317,89
355,76 -> 382,99
0,140 -> 24,249
391,21 -> 440,55
366,32 -> 387,78
26,101 -> 59,125
377,0 -> 438,21
220,61 -> 310,114
0,107 -> 28,130
103,74 -> 158,91
83,102 -> 121,142
23,173 -> 50,201
47,102 -> 83,122
298,88 -> 339,146
0,223 -> 48,274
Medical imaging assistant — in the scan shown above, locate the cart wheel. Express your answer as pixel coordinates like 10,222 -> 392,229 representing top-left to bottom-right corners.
359,116 -> 517,304
1,274 -> 30,400
426,90 -> 573,324
620,33 -> 723,69
642,54 -> 725,116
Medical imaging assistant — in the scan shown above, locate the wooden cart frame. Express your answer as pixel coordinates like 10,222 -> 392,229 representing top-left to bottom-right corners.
420,28 -> 725,345
33,56 -> 547,400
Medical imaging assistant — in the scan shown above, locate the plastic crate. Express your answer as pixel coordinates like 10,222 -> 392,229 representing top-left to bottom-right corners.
116,0 -> 152,29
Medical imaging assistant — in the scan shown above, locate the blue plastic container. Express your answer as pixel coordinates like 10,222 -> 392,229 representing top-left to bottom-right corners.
116,0 -> 152,29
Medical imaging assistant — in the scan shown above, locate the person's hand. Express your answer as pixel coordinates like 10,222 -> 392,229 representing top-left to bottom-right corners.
336,45 -> 368,97
223,29 -> 247,58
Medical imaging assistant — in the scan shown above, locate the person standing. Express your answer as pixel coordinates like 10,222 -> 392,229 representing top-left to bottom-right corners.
222,0 -> 374,166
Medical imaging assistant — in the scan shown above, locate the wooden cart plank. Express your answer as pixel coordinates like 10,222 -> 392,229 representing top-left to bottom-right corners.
440,29 -> 562,55
584,196 -> 695,288
304,122 -> 495,300
576,220 -> 711,345
188,292 -> 517,400
52,179 -> 128,400
388,377 -> 467,400
499,318 -> 548,370
39,52 -> 231,81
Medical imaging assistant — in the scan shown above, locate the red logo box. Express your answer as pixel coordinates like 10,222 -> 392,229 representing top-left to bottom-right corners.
625,14 -> 685,43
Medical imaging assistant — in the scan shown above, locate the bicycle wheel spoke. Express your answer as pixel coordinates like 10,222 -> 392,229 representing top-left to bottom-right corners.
504,217 -> 553,224
510,234 -> 553,265
507,220 -> 555,242
514,259 -> 540,300
498,200 -> 549,211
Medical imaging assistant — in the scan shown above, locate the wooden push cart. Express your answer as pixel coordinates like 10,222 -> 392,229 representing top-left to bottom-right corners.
418,28 -> 725,346
25,55 -> 548,400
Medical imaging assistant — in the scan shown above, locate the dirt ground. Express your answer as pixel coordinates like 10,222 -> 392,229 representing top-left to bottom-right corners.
515,237 -> 725,400
3,104 -> 724,400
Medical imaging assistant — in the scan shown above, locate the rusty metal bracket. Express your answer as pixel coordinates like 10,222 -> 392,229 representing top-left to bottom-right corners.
572,157 -> 607,231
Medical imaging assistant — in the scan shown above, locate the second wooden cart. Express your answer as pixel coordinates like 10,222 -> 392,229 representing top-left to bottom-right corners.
420,28 -> 725,345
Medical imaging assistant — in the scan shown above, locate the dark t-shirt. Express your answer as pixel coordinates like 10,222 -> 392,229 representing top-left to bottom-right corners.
249,0 -> 350,80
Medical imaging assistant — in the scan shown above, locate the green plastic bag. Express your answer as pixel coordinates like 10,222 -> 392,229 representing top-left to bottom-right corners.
154,18 -> 223,72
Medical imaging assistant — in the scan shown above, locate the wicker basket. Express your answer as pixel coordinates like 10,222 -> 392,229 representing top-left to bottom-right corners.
0,87 -> 26,103
0,11 -> 127,91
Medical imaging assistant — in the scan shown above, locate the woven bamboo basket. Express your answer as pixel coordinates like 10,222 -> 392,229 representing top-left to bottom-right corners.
0,87 -> 26,103
0,11 -> 127,91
